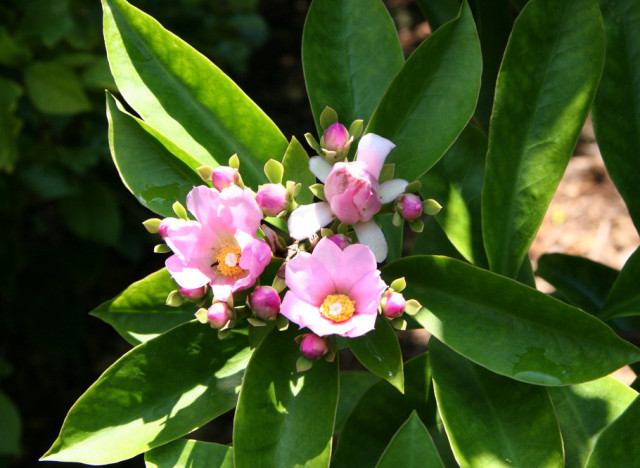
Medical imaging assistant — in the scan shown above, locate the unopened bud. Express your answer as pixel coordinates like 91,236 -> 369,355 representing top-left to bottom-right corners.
179,285 -> 208,301
158,217 -> 179,238
397,193 -> 423,221
381,290 -> 406,319
211,166 -> 239,191
256,183 -> 288,217
300,333 -> 329,359
322,122 -> 349,151
207,301 -> 233,329
328,234 -> 351,250
249,286 -> 281,320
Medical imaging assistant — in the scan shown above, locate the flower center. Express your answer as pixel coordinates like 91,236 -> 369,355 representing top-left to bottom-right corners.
214,243 -> 243,276
320,294 -> 356,323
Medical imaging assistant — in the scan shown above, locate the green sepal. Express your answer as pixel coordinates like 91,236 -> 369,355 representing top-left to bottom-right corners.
228,154 -> 240,169
194,307 -> 208,324
309,183 -> 326,201
409,219 -> 424,233
391,318 -> 407,330
153,244 -> 171,254
197,165 -> 213,183
349,119 -> 364,139
404,299 -> 422,316
247,317 -> 266,327
405,180 -> 422,193
264,159 -> 284,184
319,106 -> 338,130
276,314 -> 289,331
165,289 -> 184,307
389,277 -> 407,292
296,355 -> 314,373
172,201 -> 188,220
304,133 -> 322,153
422,199 -> 442,215
142,218 -> 161,234
392,211 -> 403,227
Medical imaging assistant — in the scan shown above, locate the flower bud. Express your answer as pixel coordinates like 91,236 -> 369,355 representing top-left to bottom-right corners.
397,193 -> 423,221
322,122 -> 349,151
179,285 -> 208,301
256,183 -> 288,217
328,233 -> 351,250
324,162 -> 381,224
249,286 -> 281,320
300,333 -> 329,359
207,301 -> 233,329
380,290 -> 406,319
211,166 -> 239,191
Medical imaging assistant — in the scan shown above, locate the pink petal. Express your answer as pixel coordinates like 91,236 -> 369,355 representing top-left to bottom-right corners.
164,221 -> 216,261
211,284 -> 233,302
165,255 -> 211,289
308,237 -> 342,284
350,274 -> 387,316
356,133 -> 396,180
280,291 -> 322,330
217,186 -> 263,234
333,243 -> 379,295
186,185 -> 222,226
309,156 -> 333,183
353,220 -> 388,263
285,251 -> 335,305
378,179 -> 409,204
341,313 -> 378,338
288,202 -> 334,240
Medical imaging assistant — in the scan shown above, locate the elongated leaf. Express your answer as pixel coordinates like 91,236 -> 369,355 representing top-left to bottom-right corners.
0,391 -> 21,455
106,94 -> 204,217
602,246 -> 640,320
145,440 -> 233,468
233,328 -> 338,468
376,411 -> 444,468
302,0 -> 403,131
347,316 -> 404,392
536,253 -> 618,316
383,256 -> 640,385
415,0 -> 460,30
482,0 -> 605,277
91,268 -> 197,345
335,372 -> 380,433
332,354 -> 430,468
380,214 -> 403,263
585,395 -> 640,467
42,322 -> 251,465
549,376 -> 638,468
367,2 -> 482,182
430,339 -> 563,468
420,124 -> 488,267
0,77 -> 23,172
592,0 -> 640,232
281,136 -> 315,205
102,0 -> 288,188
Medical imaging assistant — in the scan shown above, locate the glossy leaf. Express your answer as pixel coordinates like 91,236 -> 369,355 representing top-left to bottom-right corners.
415,0 -> 460,30
420,124 -> 488,267
106,94 -> 204,218
592,0 -> 640,231
430,339 -> 563,467
347,317 -> 404,392
145,440 -> 233,468
302,0 -> 403,131
0,391 -> 21,455
90,268 -> 197,345
24,61 -> 90,115
602,246 -> 640,320
332,354 -> 430,468
281,136 -> 315,205
383,255 -> 640,385
585,395 -> 640,467
367,2 -> 482,182
549,376 -> 638,468
380,214 -> 403,263
233,328 -> 338,468
482,0 -> 605,277
102,0 -> 288,188
0,77 -> 23,172
42,322 -> 251,465
536,253 -> 618,316
376,411 -> 444,468
334,372 -> 380,433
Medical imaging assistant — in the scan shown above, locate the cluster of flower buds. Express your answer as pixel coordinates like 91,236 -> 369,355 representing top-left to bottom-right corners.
379,277 -> 423,330
305,107 -> 362,163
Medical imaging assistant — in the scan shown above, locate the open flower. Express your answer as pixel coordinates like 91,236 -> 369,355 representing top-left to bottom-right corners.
288,133 -> 408,262
280,237 -> 386,337
163,185 -> 271,301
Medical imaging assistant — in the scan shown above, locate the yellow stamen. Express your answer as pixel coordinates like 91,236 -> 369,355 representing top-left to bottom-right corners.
214,243 -> 243,277
320,294 -> 356,323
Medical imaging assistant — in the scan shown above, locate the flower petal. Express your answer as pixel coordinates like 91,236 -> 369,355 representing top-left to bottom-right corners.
280,291 -> 322,330
356,133 -> 396,180
165,255 -> 211,289
287,202 -> 334,240
350,274 -> 387,316
333,243 -> 379,295
353,220 -> 388,263
218,186 -> 263,235
309,156 -> 333,183
378,179 -> 409,204
285,250 -> 335,305
308,237 -> 342,284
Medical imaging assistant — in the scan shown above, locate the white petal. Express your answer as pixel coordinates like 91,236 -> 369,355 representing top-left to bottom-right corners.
355,133 -> 396,180
378,178 -> 409,204
287,202 -> 334,240
309,156 -> 333,183
353,220 -> 388,263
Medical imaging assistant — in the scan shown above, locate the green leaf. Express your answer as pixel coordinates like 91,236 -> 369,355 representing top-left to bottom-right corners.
549,376 -> 638,468
376,411 -> 444,468
430,338 -> 563,468
482,0 -> 605,277
383,255 -> 640,385
347,316 -> 404,392
536,253 -> 619,316
281,136 -> 315,205
145,440 -> 233,468
106,93 -> 204,218
0,77 -> 23,173
24,61 -> 90,115
332,354 -> 430,468
82,57 -> 118,92
603,246 -> 640,320
16,0 -> 73,47
90,268 -> 197,345
585,395 -> 640,467
42,322 -> 251,465
0,28 -> 32,66
302,0 -> 404,132
592,0 -> 640,232
334,372 -> 380,433
0,391 -> 21,455
367,2 -> 482,182
420,124 -> 488,267
102,0 -> 288,188
380,213 -> 403,263
233,328 -> 338,468
415,0 -> 460,31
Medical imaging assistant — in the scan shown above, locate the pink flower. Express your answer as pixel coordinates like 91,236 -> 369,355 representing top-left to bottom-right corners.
256,183 -> 288,217
163,185 -> 271,301
324,161 -> 381,224
179,285 -> 208,301
299,333 -> 329,359
280,237 -> 386,337
211,166 -> 239,191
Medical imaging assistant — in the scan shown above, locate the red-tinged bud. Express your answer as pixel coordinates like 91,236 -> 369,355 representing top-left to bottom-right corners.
207,301 -> 233,329
211,166 -> 239,191
397,193 -> 423,221
322,122 -> 349,151
179,285 -> 208,301
256,183 -> 288,217
249,286 -> 281,320
381,290 -> 406,318
328,233 -> 351,250
300,333 -> 329,359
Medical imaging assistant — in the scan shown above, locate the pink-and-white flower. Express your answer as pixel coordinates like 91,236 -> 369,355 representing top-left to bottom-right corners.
288,133 -> 408,262
280,237 -> 386,337
163,185 -> 271,301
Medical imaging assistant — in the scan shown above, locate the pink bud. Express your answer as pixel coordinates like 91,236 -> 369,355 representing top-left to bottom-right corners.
158,217 -> 180,238
179,285 -> 208,301
322,123 -> 349,151
300,333 -> 329,359
328,234 -> 351,250
250,286 -> 281,320
207,302 -> 233,329
398,193 -> 423,221
380,290 -> 406,318
256,183 -> 288,217
324,162 -> 381,224
211,166 -> 239,191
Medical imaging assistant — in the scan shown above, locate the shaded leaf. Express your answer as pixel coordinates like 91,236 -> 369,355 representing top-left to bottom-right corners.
334,372 -> 379,433
0,391 -> 21,455
415,0 -> 460,31
145,439 -> 233,468
24,61 -> 90,115
602,246 -> 640,320
0,77 -> 23,173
